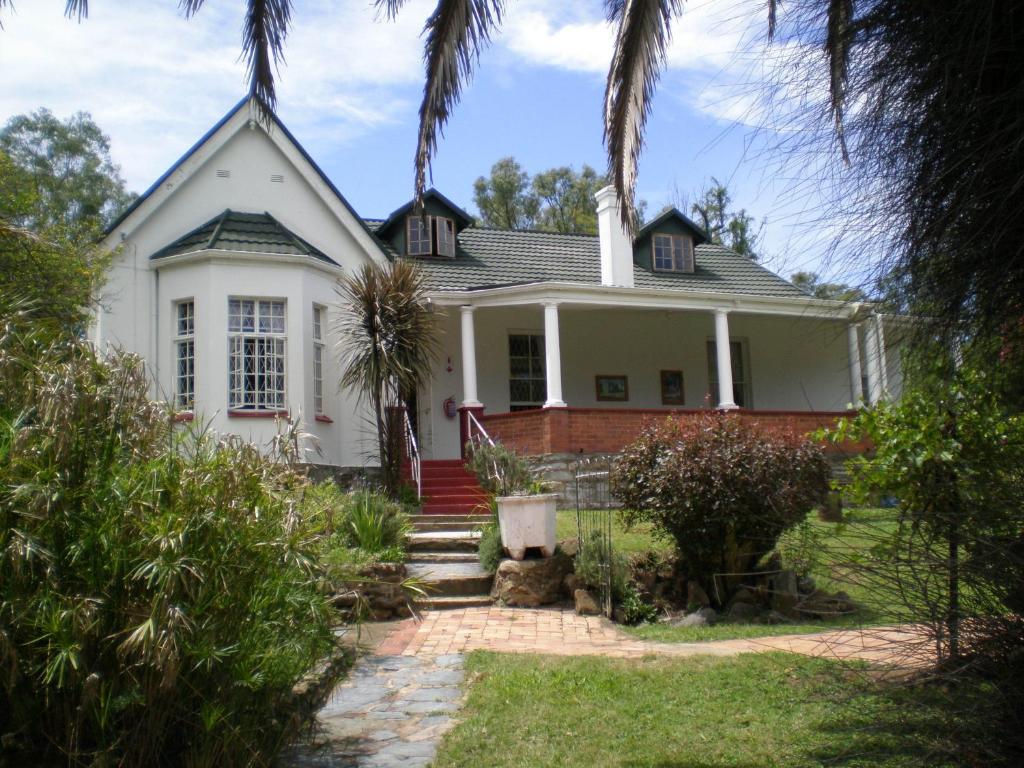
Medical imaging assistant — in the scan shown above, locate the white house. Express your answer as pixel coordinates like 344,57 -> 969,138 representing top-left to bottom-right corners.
95,98 -> 902,492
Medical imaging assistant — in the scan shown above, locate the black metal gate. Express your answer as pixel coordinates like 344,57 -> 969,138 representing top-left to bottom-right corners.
575,458 -> 615,618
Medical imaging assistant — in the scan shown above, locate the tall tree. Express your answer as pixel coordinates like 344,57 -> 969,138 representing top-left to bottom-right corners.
690,178 -> 763,260
789,271 -> 865,302
531,164 -> 607,234
0,109 -> 134,238
472,157 -> 539,230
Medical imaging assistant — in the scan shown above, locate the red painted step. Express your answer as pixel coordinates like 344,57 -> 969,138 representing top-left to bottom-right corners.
418,459 -> 490,515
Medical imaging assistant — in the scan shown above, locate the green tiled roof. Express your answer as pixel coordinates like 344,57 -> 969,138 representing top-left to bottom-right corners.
364,222 -> 806,298
152,210 -> 337,265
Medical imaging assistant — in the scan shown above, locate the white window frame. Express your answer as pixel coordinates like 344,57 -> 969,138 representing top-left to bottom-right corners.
228,298 -> 287,412
407,215 -> 432,256
174,299 -> 195,411
706,338 -> 751,408
312,304 -> 325,417
653,233 -> 694,273
508,331 -> 546,411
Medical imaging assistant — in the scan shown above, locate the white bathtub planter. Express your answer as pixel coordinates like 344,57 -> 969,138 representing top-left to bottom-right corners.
496,493 -> 559,560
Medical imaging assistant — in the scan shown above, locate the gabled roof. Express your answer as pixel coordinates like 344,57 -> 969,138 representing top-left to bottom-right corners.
375,188 -> 474,237
364,222 -> 806,298
104,97 -> 386,261
152,210 -> 337,265
635,207 -> 710,244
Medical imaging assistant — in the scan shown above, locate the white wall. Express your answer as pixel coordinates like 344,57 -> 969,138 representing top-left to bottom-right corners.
96,113 -> 381,468
423,305 -> 869,460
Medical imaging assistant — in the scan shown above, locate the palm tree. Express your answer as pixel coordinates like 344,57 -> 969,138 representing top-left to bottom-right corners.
51,0 -> 854,235
335,259 -> 439,497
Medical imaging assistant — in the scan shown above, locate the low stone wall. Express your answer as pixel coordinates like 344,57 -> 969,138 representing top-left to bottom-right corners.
526,452 -> 616,510
301,464 -> 383,489
331,562 -> 411,621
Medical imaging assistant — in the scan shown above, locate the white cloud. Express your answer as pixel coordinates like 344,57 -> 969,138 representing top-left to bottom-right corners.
0,0 -> 434,191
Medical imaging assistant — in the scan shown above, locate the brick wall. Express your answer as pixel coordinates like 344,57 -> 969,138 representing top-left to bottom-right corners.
480,407 -> 867,456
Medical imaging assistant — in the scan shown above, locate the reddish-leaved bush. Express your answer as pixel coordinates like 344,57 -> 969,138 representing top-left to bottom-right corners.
611,414 -> 829,589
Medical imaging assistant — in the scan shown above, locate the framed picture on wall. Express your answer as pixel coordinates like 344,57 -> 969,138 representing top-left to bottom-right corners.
660,370 -> 685,405
595,374 -> 629,402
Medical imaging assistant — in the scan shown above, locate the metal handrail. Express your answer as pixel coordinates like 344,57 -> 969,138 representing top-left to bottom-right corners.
402,408 -> 421,499
466,410 -> 495,448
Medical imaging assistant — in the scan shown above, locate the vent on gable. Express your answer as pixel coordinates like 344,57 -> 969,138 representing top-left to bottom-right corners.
270,174 -> 284,183
216,169 -> 231,178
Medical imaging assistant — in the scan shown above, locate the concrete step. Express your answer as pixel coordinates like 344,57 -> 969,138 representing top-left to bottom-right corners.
408,550 -> 480,564
415,594 -> 494,610
409,514 -> 491,525
412,521 -> 490,533
409,531 -> 481,552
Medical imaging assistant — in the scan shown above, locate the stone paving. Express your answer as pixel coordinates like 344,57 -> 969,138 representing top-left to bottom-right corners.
284,653 -> 465,768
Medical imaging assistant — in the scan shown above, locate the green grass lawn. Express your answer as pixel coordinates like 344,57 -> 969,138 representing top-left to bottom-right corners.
434,651 -> 978,767
556,509 -> 670,555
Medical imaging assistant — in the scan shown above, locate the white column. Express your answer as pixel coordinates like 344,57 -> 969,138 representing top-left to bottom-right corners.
543,302 -> 566,408
847,323 -> 864,405
875,314 -> 889,398
460,305 -> 481,407
713,309 -> 738,410
864,318 -> 882,405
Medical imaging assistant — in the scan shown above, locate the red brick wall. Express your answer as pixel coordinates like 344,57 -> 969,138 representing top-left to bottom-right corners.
480,407 -> 866,456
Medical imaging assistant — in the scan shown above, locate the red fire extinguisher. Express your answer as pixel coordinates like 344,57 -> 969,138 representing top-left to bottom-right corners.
443,397 -> 457,419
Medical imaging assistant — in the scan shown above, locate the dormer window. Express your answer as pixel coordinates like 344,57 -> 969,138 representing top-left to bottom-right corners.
406,215 -> 457,258
653,233 -> 694,273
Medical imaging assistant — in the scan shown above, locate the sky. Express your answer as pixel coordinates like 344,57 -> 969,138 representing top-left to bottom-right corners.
0,0 -> 852,282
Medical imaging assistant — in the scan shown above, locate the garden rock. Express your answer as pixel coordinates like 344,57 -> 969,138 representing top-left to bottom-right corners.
769,570 -> 800,614
687,580 -> 711,609
674,607 -> 717,628
574,588 -> 601,616
798,589 -> 856,618
558,538 -> 580,557
728,601 -> 762,622
729,587 -> 757,605
797,575 -> 817,595
491,553 -> 573,607
765,610 -> 791,625
563,573 -> 581,597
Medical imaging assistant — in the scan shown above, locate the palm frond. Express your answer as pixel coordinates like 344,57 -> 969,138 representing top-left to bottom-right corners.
767,0 -> 777,41
414,0 -> 504,206
64,0 -> 87,21
374,0 -> 411,21
605,0 -> 625,22
179,0 -> 205,17
826,0 -> 852,163
243,0 -> 293,121
604,0 -> 682,232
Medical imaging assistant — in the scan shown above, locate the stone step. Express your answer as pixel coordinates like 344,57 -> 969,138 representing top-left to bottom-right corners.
415,594 -> 494,610
409,531 -> 481,553
407,550 -> 480,564
408,562 -> 493,597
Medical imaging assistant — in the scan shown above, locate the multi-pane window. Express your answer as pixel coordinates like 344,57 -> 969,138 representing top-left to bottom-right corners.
406,215 -> 456,257
509,333 -> 546,411
312,305 -> 325,416
653,233 -> 694,273
228,298 -> 286,411
706,340 -> 748,408
174,300 -> 195,410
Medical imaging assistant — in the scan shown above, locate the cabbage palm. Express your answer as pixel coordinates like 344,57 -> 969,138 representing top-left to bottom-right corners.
335,259 -> 439,497
44,0 -> 855,233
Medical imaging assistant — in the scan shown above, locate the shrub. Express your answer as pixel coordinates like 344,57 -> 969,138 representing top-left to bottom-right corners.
776,518 -> 825,578
611,414 -> 829,587
575,533 -> 630,602
465,441 -> 532,497
0,309 -> 341,766
342,490 -> 411,554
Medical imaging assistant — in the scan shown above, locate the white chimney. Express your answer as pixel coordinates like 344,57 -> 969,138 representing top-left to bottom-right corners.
595,185 -> 635,288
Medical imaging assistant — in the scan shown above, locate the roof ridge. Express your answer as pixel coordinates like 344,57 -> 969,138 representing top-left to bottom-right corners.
206,209 -> 231,249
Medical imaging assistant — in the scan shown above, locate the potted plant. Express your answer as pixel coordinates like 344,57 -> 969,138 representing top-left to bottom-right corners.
466,442 -> 558,560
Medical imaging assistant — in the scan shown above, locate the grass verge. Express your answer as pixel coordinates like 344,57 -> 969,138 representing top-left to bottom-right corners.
434,651 -> 984,768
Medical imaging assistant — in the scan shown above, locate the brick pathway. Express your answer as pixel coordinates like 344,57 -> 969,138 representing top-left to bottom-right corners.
381,605 -> 927,666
